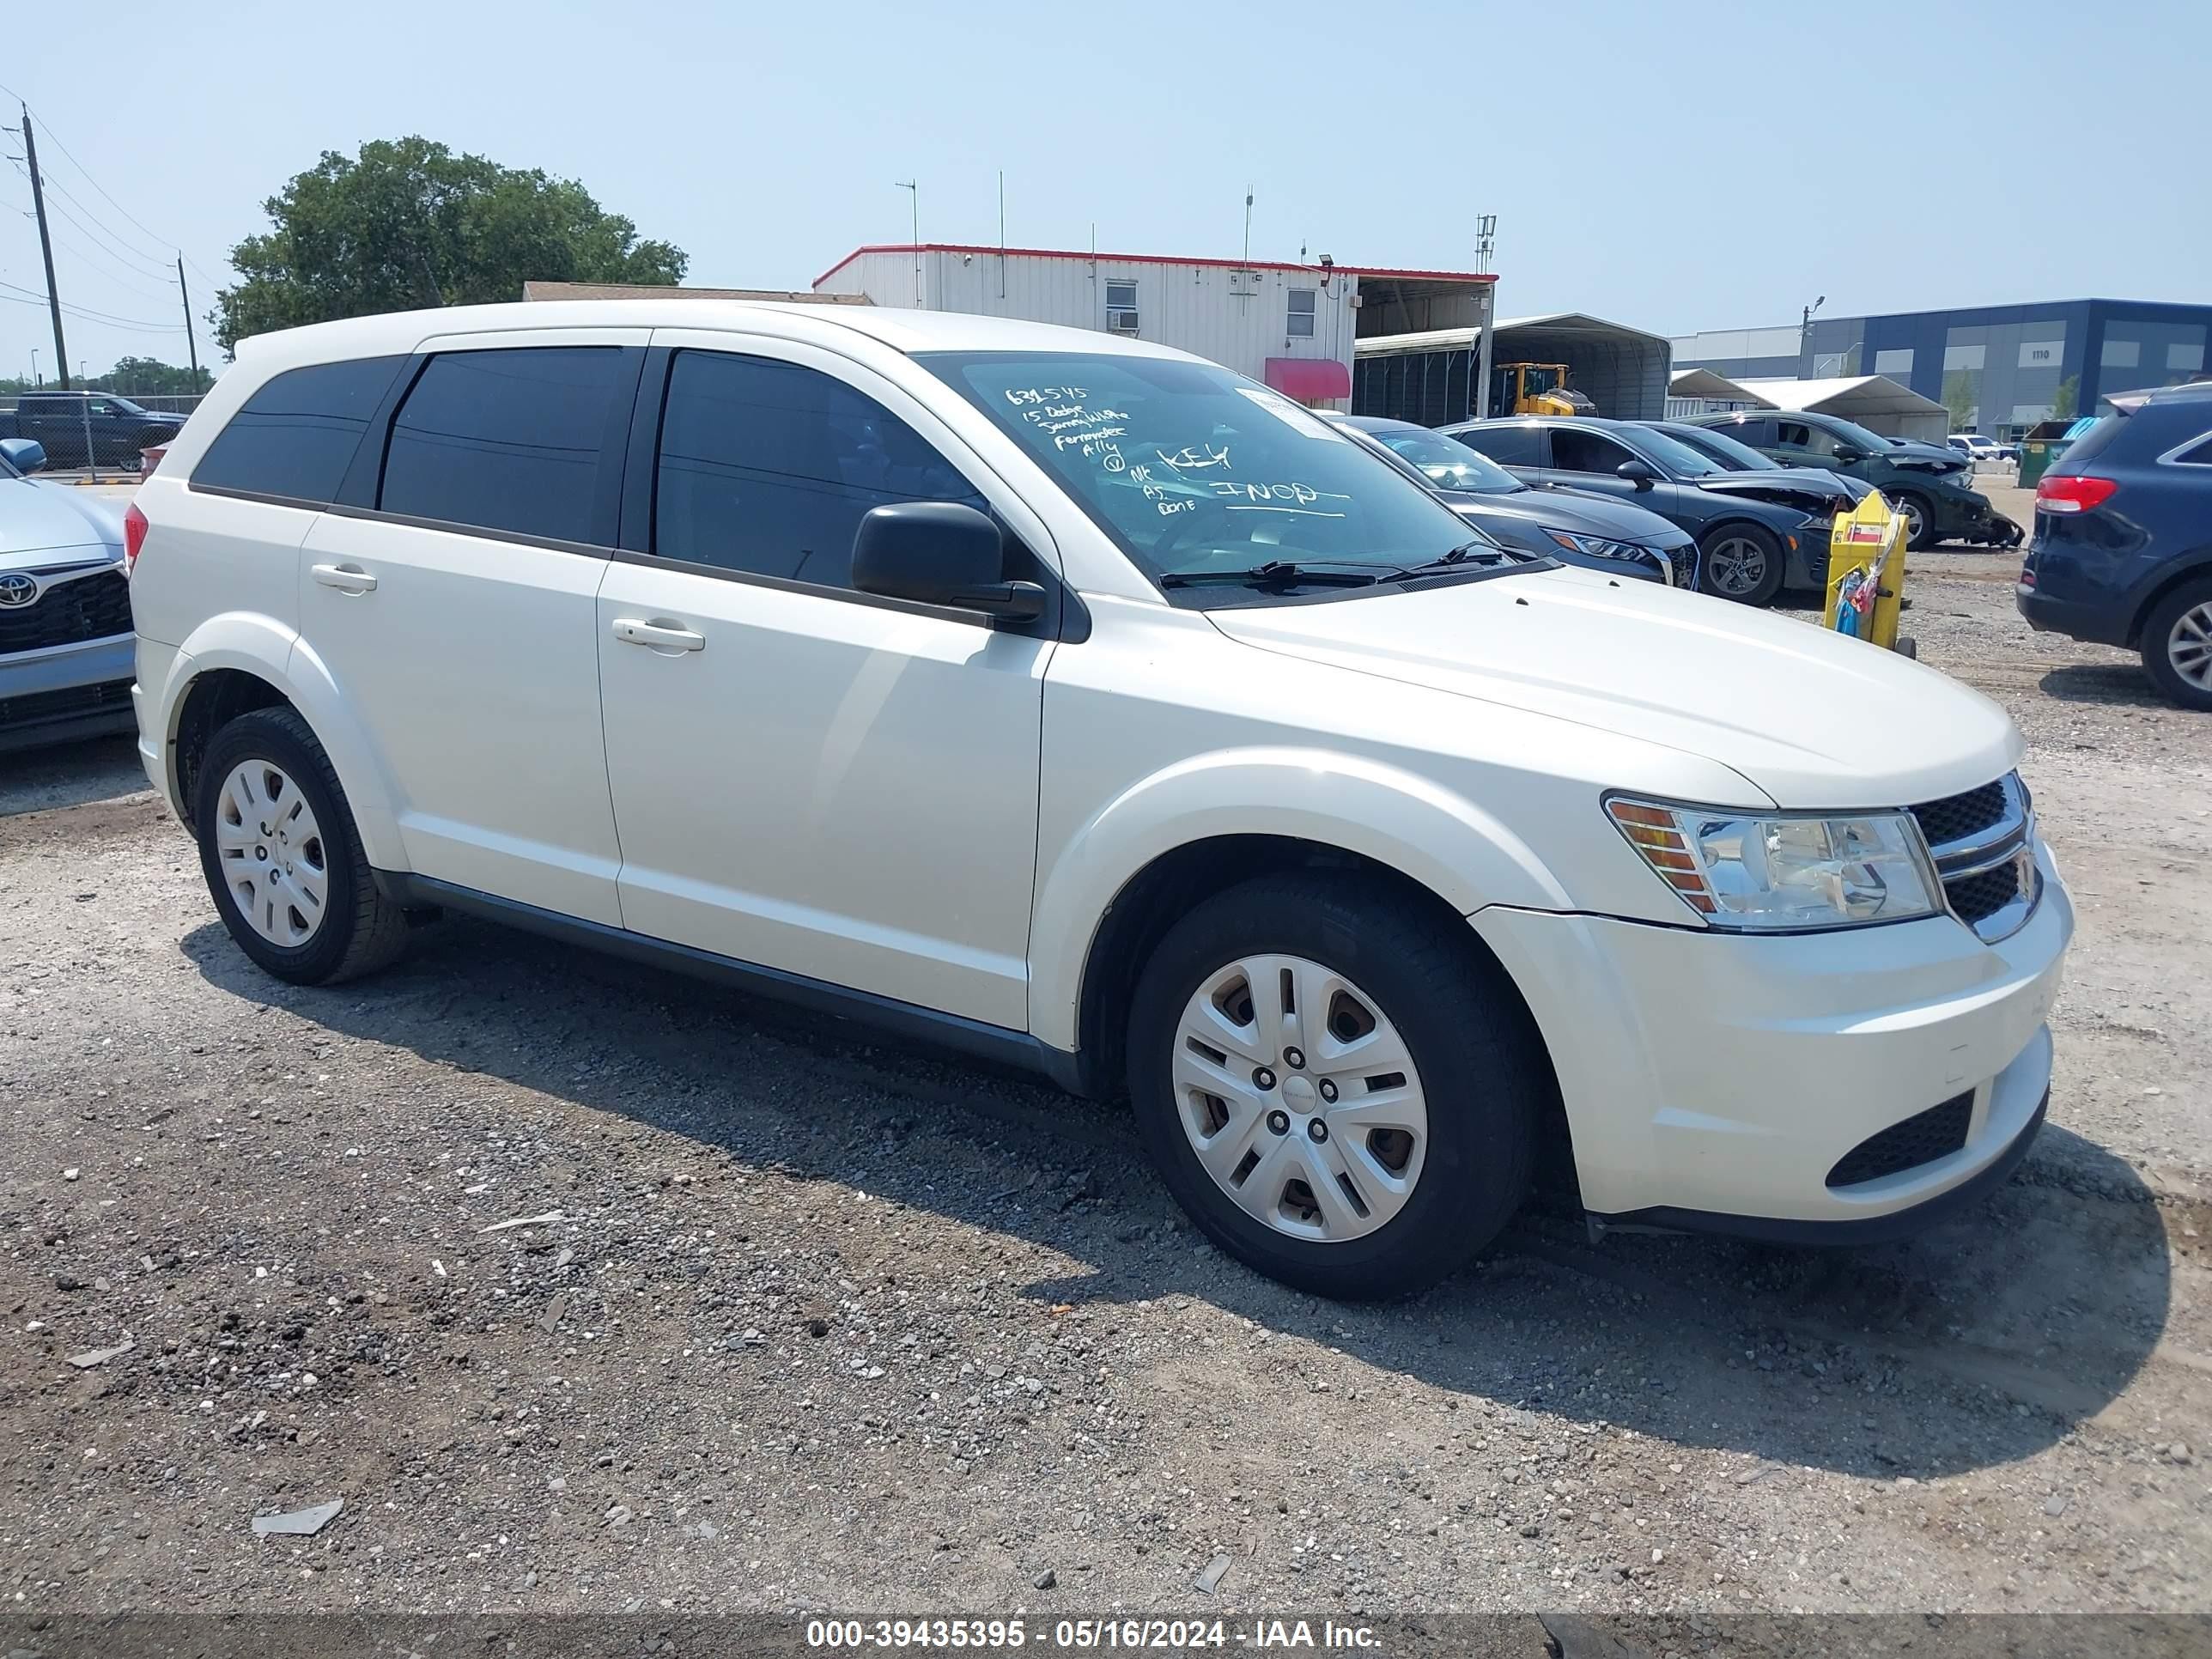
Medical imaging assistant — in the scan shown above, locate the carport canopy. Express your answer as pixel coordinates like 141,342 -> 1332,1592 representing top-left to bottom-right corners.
1668,367 -> 1773,406
1353,312 -> 1673,421
1734,374 -> 1950,439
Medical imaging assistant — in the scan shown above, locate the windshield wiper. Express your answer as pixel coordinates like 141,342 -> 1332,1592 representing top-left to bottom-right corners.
1157,559 -> 1399,590
1379,538 -> 1546,580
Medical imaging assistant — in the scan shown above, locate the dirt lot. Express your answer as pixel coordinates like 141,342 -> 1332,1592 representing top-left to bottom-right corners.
3,504 -> 2208,1625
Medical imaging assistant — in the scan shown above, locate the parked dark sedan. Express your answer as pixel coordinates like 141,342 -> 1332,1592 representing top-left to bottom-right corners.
1688,409 -> 2020,551
2016,380 -> 2212,709
1635,420 -> 1875,506
1443,416 -> 1845,606
1328,416 -> 1698,587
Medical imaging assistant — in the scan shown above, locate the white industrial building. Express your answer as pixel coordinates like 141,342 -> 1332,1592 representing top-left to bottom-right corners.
1351,313 -> 1676,423
811,243 -> 1496,409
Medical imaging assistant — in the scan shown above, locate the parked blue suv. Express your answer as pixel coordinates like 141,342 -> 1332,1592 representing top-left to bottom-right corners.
2017,382 -> 2212,709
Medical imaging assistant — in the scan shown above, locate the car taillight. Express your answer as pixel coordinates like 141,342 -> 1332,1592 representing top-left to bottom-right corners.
139,443 -> 168,481
123,502 -> 149,574
2036,474 -> 2118,514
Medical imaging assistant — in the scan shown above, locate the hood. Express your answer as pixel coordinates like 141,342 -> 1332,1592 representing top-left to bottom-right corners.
1205,566 -> 2020,809
1433,483 -> 1691,547
0,478 -> 125,568
1879,441 -> 1972,480
1694,466 -> 1855,514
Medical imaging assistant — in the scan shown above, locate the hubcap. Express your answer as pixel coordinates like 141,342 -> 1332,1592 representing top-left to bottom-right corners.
1900,499 -> 1927,543
213,760 -> 328,947
2172,602 -> 2212,690
1171,954 -> 1429,1243
1705,537 -> 1769,598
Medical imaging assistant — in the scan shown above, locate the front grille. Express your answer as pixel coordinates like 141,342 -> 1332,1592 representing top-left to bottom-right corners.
1826,1090 -> 1974,1188
0,568 -> 132,654
1910,781 -> 2008,848
1944,860 -> 2022,925
0,677 -> 132,730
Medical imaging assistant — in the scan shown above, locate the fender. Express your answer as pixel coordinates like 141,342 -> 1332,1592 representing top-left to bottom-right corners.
1027,745 -> 1572,1051
157,612 -> 410,872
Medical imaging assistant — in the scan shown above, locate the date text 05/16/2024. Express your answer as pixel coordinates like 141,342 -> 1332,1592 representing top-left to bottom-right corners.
804,1619 -> 1382,1650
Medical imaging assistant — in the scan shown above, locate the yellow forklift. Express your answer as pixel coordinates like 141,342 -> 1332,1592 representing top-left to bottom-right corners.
1493,362 -> 1596,416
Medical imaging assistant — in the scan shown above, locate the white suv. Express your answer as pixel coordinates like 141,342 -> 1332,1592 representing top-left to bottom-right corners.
127,301 -> 2073,1297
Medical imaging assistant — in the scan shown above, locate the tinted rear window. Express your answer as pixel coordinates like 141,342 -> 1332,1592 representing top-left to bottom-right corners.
379,348 -> 627,543
191,356 -> 405,502
2051,412 -> 2127,473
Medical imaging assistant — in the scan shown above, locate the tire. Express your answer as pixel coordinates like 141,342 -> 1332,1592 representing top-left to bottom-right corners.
193,706 -> 411,984
1698,522 -> 1785,607
1125,872 -> 1544,1299
2140,577 -> 2212,712
1891,491 -> 1938,551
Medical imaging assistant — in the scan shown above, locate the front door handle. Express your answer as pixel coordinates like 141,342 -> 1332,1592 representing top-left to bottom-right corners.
311,562 -> 378,595
611,617 -> 706,653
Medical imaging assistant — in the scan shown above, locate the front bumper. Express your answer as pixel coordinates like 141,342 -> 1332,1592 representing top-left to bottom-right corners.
1930,489 -> 2023,547
1474,839 -> 2073,1229
0,633 -> 137,751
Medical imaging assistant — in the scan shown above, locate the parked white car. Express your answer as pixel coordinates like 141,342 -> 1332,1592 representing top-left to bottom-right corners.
127,301 -> 2073,1297
2,436 -> 135,752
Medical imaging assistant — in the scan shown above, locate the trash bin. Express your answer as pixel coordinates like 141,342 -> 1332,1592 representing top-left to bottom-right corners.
2018,418 -> 2078,488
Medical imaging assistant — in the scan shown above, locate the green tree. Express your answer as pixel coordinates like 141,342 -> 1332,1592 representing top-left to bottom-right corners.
2051,375 -> 2080,421
1941,369 -> 1978,431
82,356 -> 211,396
213,137 -> 686,352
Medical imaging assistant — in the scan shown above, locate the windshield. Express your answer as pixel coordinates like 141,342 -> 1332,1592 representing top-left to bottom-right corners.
1628,426 -> 1726,477
1820,415 -> 1894,453
921,352 -> 1480,585
1366,428 -> 1523,493
1668,424 -> 1777,471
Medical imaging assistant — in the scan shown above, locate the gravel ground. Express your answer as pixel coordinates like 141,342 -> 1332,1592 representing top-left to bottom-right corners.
3,514 -> 2207,1626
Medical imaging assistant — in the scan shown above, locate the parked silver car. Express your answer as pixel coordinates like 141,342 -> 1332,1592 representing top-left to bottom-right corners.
0,438 -> 135,752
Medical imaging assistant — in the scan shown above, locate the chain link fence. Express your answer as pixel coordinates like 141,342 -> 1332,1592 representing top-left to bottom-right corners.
1,388 -> 204,478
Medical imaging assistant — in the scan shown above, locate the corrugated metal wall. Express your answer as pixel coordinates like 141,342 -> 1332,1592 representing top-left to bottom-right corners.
819,252 -> 1357,394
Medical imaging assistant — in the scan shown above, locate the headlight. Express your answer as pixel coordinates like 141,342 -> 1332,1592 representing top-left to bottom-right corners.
1545,528 -> 1650,564
1606,798 -> 1942,930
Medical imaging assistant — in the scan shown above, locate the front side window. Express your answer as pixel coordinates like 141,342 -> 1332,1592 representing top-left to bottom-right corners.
1104,281 -> 1139,333
1286,289 -> 1316,338
1776,420 -> 1826,453
1625,427 -> 1723,477
653,350 -> 981,589
380,347 -> 627,543
192,355 -> 408,503
1549,428 -> 1637,475
921,350 -> 1476,586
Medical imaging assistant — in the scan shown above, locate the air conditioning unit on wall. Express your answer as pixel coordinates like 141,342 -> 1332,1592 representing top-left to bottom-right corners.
1108,313 -> 1140,335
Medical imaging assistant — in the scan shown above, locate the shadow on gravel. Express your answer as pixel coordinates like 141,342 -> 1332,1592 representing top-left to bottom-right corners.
2039,663 -> 2166,708
182,912 -> 2170,1484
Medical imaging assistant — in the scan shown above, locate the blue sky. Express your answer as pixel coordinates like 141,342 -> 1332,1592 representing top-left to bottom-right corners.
5,0 -> 2205,380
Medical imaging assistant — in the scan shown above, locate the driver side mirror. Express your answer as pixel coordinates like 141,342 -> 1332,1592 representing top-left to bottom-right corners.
0,437 -> 46,474
851,501 -> 1045,622
1615,458 -> 1659,489
1833,446 -> 1866,464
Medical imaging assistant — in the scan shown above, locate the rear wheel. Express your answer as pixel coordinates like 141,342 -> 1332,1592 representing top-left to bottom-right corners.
1126,873 -> 1543,1299
1698,523 -> 1785,607
194,707 -> 411,983
2142,577 -> 2212,712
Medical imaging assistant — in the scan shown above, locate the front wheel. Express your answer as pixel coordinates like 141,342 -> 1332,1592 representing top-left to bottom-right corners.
1698,523 -> 1785,607
1891,491 -> 1937,550
2142,577 -> 2212,712
194,707 -> 412,983
1126,874 -> 1544,1299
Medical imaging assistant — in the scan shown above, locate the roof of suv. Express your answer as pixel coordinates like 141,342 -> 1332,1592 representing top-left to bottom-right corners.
232,300 -> 1206,373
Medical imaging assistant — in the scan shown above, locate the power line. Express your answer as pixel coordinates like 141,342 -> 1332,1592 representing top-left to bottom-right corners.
44,179 -> 178,279
0,276 -> 181,333
0,82 -> 225,287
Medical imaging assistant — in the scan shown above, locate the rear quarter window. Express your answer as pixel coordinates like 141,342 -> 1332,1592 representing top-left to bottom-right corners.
191,356 -> 407,503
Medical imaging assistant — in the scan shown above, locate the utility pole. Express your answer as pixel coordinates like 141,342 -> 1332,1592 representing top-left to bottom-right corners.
894,180 -> 920,307
1473,215 -> 1498,421
1801,295 -> 1826,375
177,255 -> 203,390
21,107 -> 70,391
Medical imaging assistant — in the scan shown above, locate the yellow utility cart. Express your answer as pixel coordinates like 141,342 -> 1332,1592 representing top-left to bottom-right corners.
1824,489 -> 1917,659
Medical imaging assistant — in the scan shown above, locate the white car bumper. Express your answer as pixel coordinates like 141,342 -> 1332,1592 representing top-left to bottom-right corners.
1475,840 -> 2073,1237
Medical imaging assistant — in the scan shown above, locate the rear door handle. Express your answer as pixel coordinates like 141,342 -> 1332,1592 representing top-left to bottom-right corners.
611,617 -> 706,653
311,562 -> 378,595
